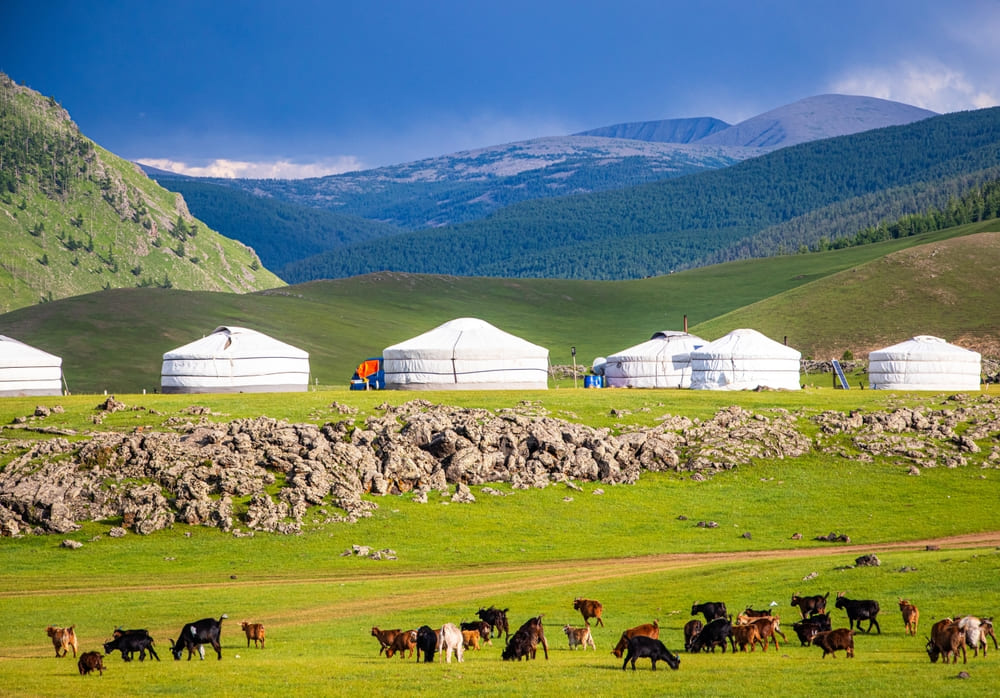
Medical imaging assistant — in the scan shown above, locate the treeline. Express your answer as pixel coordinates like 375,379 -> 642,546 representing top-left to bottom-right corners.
281,107 -> 1000,281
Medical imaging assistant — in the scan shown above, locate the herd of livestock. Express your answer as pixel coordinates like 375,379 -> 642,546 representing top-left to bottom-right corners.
47,593 -> 997,677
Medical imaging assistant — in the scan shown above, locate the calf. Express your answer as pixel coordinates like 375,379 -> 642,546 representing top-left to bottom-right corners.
813,628 -> 856,658
792,614 -> 832,646
691,602 -> 728,622
103,630 -> 159,662
563,624 -> 596,650
573,598 -> 604,627
835,593 -> 880,634
169,614 -> 226,660
926,618 -> 966,664
683,620 -> 702,652
77,651 -> 105,676
689,617 -> 732,653
438,623 -> 464,663
791,592 -> 829,619
384,629 -> 417,659
416,625 -> 437,663
612,620 -> 659,658
749,616 -> 785,651
241,622 -> 265,649
476,606 -> 510,641
371,627 -> 401,655
898,599 -> 919,637
621,635 -> 680,671
46,625 -> 78,658
729,623 -> 763,652
502,615 -> 548,661
460,620 -> 492,646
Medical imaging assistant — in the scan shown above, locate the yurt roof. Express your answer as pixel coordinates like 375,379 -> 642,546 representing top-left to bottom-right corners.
607,331 -> 705,361
869,335 -> 980,361
690,328 -> 800,360
163,326 -> 308,360
0,335 -> 62,368
383,318 -> 547,359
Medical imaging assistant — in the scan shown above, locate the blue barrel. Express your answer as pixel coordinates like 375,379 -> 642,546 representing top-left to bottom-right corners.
584,375 -> 602,388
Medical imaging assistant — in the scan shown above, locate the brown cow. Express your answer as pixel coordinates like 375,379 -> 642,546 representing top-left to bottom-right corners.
371,627 -> 401,656
898,599 -> 919,637
46,625 -> 78,658
77,651 -> 105,676
573,598 -> 604,627
813,628 -> 856,658
385,629 -> 418,659
241,622 -> 266,649
612,620 -> 659,658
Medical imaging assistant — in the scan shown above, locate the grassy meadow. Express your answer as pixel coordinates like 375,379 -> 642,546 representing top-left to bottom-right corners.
1,388 -> 999,696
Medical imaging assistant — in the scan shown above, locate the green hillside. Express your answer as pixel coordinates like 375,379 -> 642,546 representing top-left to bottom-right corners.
0,221 -> 989,394
282,107 -> 1000,281
0,74 -> 283,312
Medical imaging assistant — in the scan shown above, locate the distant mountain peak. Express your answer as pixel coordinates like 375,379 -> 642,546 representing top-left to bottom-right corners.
694,94 -> 938,148
574,117 -> 731,144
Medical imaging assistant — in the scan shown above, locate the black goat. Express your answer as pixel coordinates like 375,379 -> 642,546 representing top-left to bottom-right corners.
835,593 -> 880,634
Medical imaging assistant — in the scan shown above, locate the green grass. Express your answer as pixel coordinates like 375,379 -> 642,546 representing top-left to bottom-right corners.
1,389 -> 999,696
0,219 -> 992,395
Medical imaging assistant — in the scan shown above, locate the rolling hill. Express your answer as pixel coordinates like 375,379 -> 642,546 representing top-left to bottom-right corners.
0,73 -> 284,313
0,220 -> 994,394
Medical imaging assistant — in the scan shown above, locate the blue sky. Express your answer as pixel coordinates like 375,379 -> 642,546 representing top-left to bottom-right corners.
4,0 -> 999,178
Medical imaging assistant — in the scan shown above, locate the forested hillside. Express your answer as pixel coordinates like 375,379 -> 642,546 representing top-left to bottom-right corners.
280,107 -> 1000,282
0,74 -> 283,311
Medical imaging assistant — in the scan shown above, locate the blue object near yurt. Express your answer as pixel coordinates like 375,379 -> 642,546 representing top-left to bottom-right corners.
584,375 -> 604,388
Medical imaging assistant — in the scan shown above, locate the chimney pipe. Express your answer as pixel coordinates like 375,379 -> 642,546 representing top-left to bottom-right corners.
683,315 -> 688,333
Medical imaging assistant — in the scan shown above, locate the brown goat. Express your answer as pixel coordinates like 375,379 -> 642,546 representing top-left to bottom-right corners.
370,627 -> 400,656
898,599 -> 919,637
927,619 -> 966,664
612,620 -> 659,658
813,628 -> 856,658
385,629 -> 417,659
573,598 -> 604,627
461,629 -> 481,650
749,616 -> 785,651
241,622 -> 266,649
77,651 -> 104,675
46,625 -> 78,658
730,623 -> 763,652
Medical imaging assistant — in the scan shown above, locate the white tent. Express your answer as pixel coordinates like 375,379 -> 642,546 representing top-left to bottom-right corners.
161,326 -> 309,394
690,328 -> 801,391
868,335 -> 981,391
604,331 -> 706,388
383,317 -> 549,390
0,335 -> 63,396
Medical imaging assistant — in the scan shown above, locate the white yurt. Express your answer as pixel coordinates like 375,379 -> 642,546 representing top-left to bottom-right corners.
868,335 -> 981,391
690,328 -> 801,391
383,317 -> 549,390
0,335 -> 63,396
604,331 -> 706,388
161,326 -> 310,394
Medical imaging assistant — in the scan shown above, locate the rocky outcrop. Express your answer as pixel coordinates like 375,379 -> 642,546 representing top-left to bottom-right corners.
1,395 -> 997,536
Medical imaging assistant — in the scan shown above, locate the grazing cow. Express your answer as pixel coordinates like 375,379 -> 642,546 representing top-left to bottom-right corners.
926,618 -> 966,664
621,636 -> 680,671
103,630 -> 159,662
691,602 -> 728,622
502,616 -> 548,661
730,623 -> 763,652
689,617 -> 732,653
476,606 -> 510,641
461,629 -> 481,651
416,626 -> 437,663
835,593 -> 880,634
460,620 -> 492,646
241,622 -> 265,649
77,651 -> 105,676
792,614 -> 832,646
371,627 -> 401,656
791,592 -> 829,619
683,620 -> 702,652
612,620 -> 659,658
573,598 -> 604,627
438,623 -> 464,663
563,624 -> 596,650
812,628 -> 856,658
749,616 -> 785,651
384,630 -> 417,659
169,615 -> 227,660
46,625 -> 78,658
898,600 -> 919,637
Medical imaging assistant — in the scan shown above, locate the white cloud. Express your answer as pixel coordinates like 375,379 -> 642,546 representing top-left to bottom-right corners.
136,156 -> 365,179
831,61 -> 999,114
